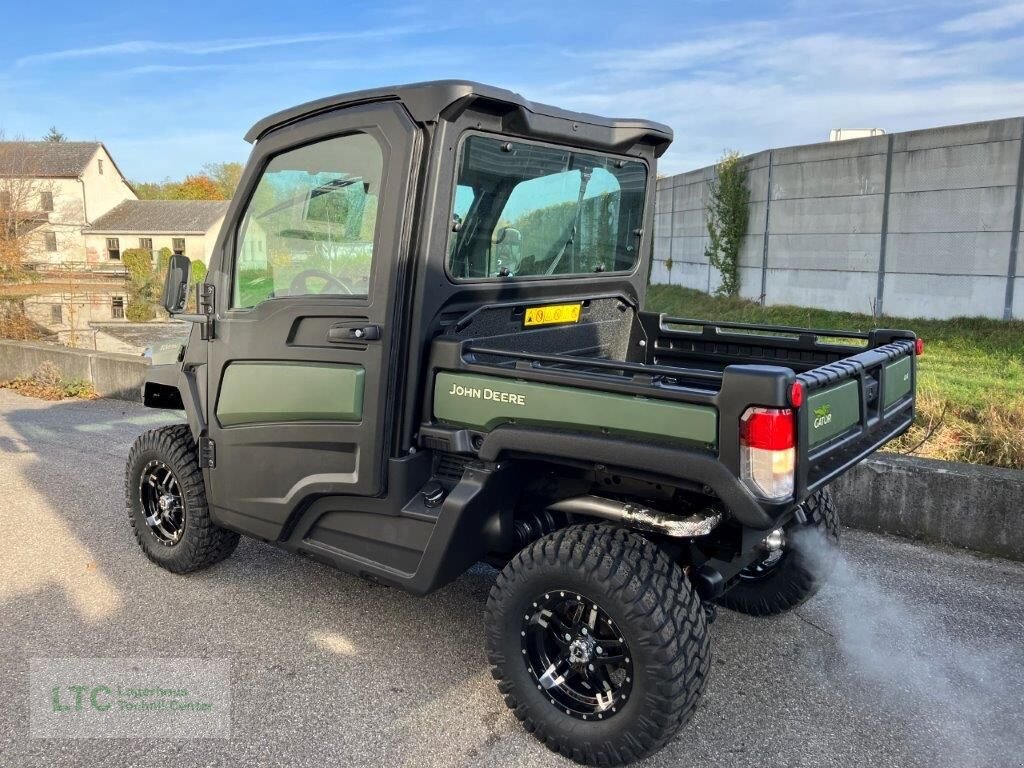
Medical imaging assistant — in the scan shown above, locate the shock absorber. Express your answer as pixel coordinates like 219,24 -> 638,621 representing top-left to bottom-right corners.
513,509 -> 561,549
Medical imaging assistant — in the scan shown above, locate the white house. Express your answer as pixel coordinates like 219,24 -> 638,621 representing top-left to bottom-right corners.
85,199 -> 229,267
0,140 -> 228,271
0,141 -> 137,267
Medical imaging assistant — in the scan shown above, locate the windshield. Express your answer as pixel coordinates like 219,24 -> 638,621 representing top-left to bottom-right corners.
447,136 -> 648,280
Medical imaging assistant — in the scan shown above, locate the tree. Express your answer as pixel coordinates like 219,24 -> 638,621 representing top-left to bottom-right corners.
133,181 -> 169,200
704,151 -> 750,297
43,127 -> 67,143
0,135 -> 60,282
169,175 -> 224,201
201,161 -> 243,199
122,248 -> 159,321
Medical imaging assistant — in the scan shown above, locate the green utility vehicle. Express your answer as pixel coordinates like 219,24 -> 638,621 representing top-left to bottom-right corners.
127,81 -> 919,765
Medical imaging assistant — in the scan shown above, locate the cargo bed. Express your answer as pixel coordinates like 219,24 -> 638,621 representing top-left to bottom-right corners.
422,295 -> 918,524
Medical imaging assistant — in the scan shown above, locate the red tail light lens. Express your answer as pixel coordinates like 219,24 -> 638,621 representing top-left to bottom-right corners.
915,338 -> 924,356
789,380 -> 805,408
739,407 -> 796,500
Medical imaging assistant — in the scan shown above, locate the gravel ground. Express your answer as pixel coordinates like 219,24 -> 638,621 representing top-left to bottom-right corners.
1,388 -> 1022,768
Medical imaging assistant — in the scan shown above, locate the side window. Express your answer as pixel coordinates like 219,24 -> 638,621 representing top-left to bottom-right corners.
233,133 -> 383,309
446,184 -> 476,263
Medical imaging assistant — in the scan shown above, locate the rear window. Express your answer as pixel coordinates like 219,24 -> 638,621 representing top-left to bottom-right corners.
446,135 -> 648,280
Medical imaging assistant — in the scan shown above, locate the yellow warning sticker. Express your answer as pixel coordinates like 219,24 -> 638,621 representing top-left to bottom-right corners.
523,303 -> 582,327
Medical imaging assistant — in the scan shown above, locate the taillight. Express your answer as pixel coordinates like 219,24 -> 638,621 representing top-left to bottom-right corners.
739,407 -> 795,500
915,338 -> 924,356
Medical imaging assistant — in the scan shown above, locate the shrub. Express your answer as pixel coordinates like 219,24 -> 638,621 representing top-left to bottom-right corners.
0,362 -> 98,400
126,300 -> 155,322
705,151 -> 750,297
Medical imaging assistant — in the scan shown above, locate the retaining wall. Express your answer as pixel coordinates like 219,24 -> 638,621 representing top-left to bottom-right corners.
0,340 -> 148,400
653,116 -> 1024,319
833,454 -> 1024,561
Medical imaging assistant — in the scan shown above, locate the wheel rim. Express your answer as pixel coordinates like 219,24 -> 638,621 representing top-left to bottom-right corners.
138,460 -> 186,546
521,590 -> 634,720
738,543 -> 786,581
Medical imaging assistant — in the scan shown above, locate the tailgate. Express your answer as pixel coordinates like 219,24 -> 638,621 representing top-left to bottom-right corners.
796,338 -> 917,495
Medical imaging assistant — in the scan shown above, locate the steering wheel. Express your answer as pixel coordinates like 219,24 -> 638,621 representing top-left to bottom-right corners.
289,269 -> 353,296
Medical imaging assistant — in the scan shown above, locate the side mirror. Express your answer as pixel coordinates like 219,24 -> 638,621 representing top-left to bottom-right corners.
162,254 -> 191,314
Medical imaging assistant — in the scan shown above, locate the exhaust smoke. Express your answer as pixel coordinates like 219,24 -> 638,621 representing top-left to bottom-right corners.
792,527 -> 1024,767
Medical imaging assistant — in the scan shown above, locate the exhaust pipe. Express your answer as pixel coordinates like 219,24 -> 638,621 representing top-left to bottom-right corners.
546,495 -> 722,538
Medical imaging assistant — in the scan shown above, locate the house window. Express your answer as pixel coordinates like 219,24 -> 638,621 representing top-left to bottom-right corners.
0,191 -> 10,209
172,238 -> 186,256
40,191 -> 54,212
50,304 -> 62,324
106,237 -> 121,260
139,237 -> 153,253
111,296 -> 125,319
44,231 -> 57,252
98,159 -> 104,175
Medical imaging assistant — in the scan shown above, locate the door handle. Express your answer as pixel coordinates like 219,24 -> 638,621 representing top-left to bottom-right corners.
328,324 -> 381,342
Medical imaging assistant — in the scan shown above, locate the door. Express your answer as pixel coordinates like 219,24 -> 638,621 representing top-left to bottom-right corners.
205,103 -> 418,540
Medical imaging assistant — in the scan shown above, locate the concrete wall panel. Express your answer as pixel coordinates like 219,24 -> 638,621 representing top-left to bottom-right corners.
672,181 -> 708,213
882,273 -> 1007,319
738,266 -> 763,300
892,118 -> 1023,152
890,140 -> 1021,192
668,261 -> 712,291
885,232 -> 1011,276
887,187 -> 1016,233
737,234 -> 765,268
771,155 -> 887,199
769,194 -> 883,235
1013,278 -> 1024,317
653,236 -> 671,261
672,209 -> 706,237
654,211 -> 672,238
773,135 -> 888,165
765,269 -> 878,314
767,233 -> 880,272
746,166 -> 770,203
671,236 -> 708,264
649,258 -> 672,286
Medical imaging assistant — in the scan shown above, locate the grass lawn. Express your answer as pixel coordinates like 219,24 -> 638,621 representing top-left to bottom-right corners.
646,285 -> 1024,469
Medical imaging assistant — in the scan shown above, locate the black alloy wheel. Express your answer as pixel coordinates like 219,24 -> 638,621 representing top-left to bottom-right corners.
139,460 -> 186,546
522,590 -> 634,721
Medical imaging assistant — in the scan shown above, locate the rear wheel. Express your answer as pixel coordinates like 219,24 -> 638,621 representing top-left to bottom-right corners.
485,525 -> 710,766
717,487 -> 839,617
126,424 -> 239,573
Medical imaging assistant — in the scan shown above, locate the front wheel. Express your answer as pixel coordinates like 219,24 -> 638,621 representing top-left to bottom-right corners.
717,487 -> 840,617
485,525 -> 711,766
125,424 -> 239,573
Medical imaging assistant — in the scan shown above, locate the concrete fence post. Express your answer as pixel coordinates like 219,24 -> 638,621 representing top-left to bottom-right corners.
759,150 -> 773,305
1004,122 -> 1024,320
875,134 -> 896,318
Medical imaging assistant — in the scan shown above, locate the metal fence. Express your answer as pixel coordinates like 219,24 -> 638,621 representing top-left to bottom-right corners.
653,116 -> 1024,320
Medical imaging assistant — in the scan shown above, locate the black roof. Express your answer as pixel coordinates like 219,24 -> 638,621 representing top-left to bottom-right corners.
0,141 -> 102,178
88,200 -> 229,234
245,80 -> 673,156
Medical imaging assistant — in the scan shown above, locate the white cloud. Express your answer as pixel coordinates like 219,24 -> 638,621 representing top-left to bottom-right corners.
532,18 -> 1024,175
15,27 -> 424,68
941,1 -> 1024,34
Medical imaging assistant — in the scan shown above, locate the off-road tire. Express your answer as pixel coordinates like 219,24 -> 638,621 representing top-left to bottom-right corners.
126,424 -> 239,573
717,487 -> 840,617
485,524 -> 711,766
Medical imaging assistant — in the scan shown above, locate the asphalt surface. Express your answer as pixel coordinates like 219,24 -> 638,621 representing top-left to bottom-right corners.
1,388 -> 1023,768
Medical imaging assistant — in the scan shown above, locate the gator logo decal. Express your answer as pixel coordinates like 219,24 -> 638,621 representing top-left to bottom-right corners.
813,404 -> 832,429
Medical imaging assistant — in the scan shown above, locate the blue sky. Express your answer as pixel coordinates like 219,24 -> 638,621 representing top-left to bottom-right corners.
2,0 -> 1024,182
